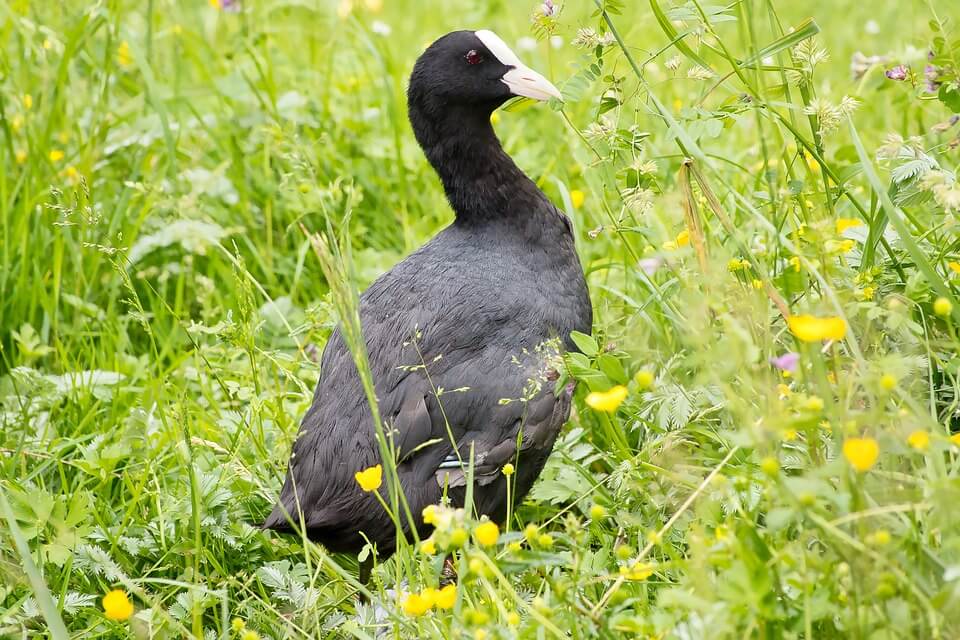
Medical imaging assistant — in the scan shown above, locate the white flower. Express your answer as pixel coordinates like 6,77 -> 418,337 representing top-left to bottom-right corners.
687,65 -> 715,80
371,20 -> 391,36
864,20 -> 880,35
550,35 -> 564,49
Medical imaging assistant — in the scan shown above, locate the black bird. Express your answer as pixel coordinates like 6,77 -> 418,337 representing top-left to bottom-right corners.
263,29 -> 592,567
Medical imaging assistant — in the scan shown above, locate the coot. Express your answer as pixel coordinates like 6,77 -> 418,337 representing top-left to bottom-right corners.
263,29 -> 592,566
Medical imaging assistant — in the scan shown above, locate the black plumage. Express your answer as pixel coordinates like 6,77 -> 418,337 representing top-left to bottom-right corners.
263,30 -> 592,558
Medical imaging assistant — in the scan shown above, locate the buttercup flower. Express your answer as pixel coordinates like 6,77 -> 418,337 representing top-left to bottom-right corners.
420,538 -> 437,555
474,520 -> 500,547
907,430 -> 930,452
585,385 -> 628,412
619,562 -> 654,581
501,463 -> 515,476
934,297 -> 952,317
435,584 -> 457,609
117,41 -> 132,67
836,218 -> 863,234
422,504 -> 437,525
569,189 -> 585,208
354,464 -> 382,492
634,370 -> 654,389
787,315 -> 847,342
842,437 -> 879,472
403,592 -> 432,616
102,590 -> 133,621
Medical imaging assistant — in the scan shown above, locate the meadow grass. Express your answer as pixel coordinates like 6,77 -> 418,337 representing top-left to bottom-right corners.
2,0 -> 960,637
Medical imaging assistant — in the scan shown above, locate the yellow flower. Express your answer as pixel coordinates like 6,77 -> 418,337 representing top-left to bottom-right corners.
585,385 -> 628,412
43,38 -> 52,49
788,256 -> 801,272
422,504 -> 437,525
619,562 -> 654,581
951,433 -> 960,446
354,464 -> 382,492
117,41 -> 132,67
435,584 -> 457,609
420,538 -> 437,555
751,279 -> 763,289
787,315 -> 847,342
364,0 -> 383,12
507,612 -> 520,626
949,261 -> 960,275
241,631 -> 259,640
782,429 -> 797,441
48,149 -> 64,162
23,94 -> 32,110
836,218 -> 863,234
879,374 -> 897,391
15,149 -> 27,164
842,437 -> 879,473
673,98 -> 682,112
449,527 -> 468,547
11,114 -> 23,132
804,396 -> 824,412
403,592 -> 432,616
934,297 -> 953,317
676,229 -> 690,247
760,456 -> 779,477
64,165 -> 79,182
906,430 -> 930,452
231,618 -> 246,632
634,370 -> 654,390
570,189 -> 585,209
474,521 -> 500,547
869,530 -> 891,546
102,590 -> 133,621
501,463 -> 515,476
589,504 -> 607,520
208,0 -> 221,6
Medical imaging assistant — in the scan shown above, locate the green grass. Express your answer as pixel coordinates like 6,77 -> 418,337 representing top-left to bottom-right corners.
2,0 -> 960,637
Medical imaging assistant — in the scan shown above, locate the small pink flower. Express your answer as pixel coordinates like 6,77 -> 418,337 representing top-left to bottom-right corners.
924,64 -> 942,93
884,65 -> 908,81
542,0 -> 556,16
638,257 -> 663,276
769,352 -> 800,373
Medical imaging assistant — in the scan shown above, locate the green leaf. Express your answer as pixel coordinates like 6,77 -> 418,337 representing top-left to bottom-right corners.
938,85 -> 960,113
569,331 -> 599,356
739,18 -> 820,68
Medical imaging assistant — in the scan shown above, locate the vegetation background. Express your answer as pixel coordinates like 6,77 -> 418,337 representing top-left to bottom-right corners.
2,0 -> 959,637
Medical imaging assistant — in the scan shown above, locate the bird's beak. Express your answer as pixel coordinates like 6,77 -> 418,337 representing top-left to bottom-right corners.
475,29 -> 563,102
501,65 -> 563,102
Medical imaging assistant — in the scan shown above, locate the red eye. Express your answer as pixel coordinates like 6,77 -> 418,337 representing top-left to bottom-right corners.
465,49 -> 483,65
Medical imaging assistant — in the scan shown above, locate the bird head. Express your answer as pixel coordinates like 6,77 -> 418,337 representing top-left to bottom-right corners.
408,29 -> 562,116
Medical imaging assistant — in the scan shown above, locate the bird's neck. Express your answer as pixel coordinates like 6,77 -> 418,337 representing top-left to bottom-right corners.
412,104 -> 550,224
